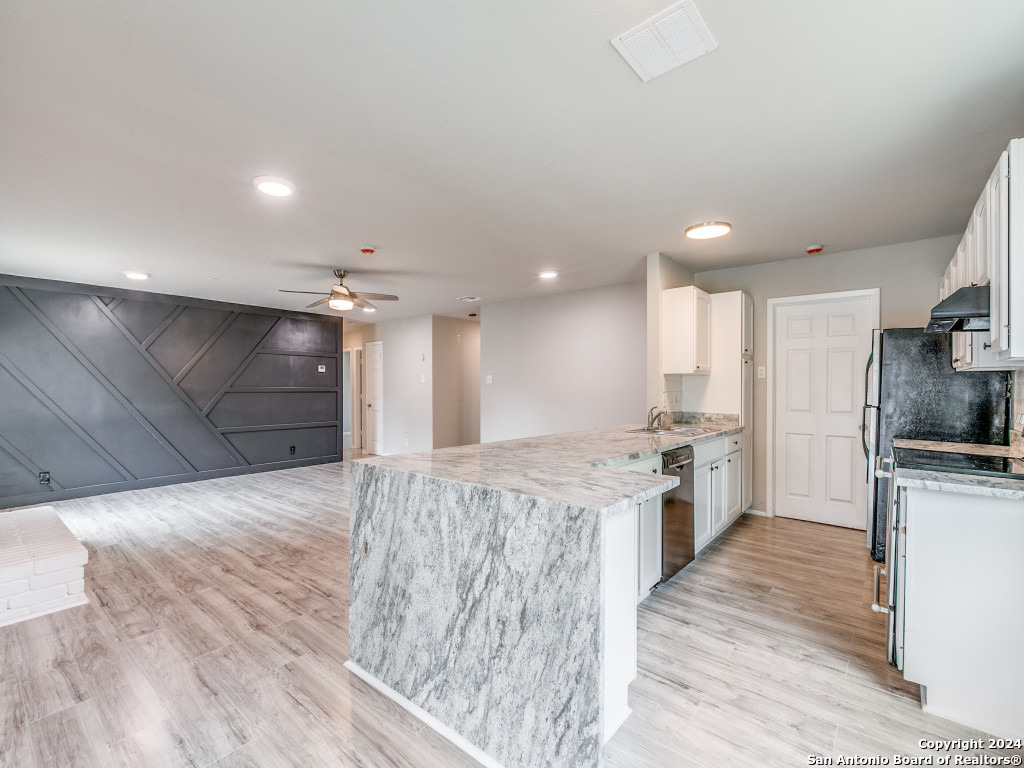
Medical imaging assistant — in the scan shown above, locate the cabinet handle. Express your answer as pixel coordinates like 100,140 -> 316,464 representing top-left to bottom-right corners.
871,565 -> 890,614
984,342 -> 992,350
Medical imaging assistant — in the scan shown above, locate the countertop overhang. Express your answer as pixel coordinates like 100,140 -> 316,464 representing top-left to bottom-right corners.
352,423 -> 743,515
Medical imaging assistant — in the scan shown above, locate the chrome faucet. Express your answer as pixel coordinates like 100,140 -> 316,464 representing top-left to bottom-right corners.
647,406 -> 668,429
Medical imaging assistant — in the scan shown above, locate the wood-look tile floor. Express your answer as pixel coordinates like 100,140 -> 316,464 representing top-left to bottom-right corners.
0,462 -> 1017,767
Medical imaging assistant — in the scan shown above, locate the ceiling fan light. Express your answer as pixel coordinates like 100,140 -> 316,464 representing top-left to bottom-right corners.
685,221 -> 731,240
328,297 -> 354,311
538,270 -> 559,279
362,307 -> 376,313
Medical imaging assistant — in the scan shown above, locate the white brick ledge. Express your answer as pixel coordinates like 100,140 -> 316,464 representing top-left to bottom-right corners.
0,506 -> 89,628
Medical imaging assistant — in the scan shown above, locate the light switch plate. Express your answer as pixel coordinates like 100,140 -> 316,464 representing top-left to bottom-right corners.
486,375 -> 493,384
317,364 -> 326,373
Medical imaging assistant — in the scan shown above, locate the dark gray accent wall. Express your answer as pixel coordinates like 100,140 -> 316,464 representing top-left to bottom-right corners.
0,274 -> 342,510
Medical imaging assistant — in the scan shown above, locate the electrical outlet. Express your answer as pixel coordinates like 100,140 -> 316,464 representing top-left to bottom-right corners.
317,364 -> 326,373
486,374 -> 493,384
420,373 -> 426,383
457,334 -> 461,342
39,471 -> 50,485
289,445 -> 296,455
757,366 -> 766,379
404,438 -> 409,446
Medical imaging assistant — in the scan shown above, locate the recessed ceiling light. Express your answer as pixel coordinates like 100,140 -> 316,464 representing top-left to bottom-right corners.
457,295 -> 482,302
362,307 -> 376,313
123,271 -> 150,280
538,271 -> 559,279
252,176 -> 295,197
685,221 -> 731,240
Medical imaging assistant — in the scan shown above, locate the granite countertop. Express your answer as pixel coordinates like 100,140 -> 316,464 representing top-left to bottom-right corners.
895,468 -> 1024,500
893,438 -> 1024,458
353,423 -> 743,515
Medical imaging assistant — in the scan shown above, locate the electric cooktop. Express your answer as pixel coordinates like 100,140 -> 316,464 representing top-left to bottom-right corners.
892,447 -> 1024,480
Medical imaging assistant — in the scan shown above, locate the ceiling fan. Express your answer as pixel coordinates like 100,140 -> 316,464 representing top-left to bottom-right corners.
279,269 -> 399,312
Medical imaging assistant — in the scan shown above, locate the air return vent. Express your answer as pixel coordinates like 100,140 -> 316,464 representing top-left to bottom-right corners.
611,0 -> 717,82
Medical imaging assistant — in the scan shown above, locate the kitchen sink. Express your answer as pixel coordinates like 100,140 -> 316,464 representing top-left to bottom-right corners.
625,426 -> 705,436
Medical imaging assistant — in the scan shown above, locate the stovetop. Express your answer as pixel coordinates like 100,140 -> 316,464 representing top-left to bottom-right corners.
892,447 -> 1024,480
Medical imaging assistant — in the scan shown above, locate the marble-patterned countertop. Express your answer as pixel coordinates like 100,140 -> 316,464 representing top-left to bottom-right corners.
892,438 -> 1024,500
354,423 -> 743,515
895,468 -> 1024,500
893,438 -> 1024,458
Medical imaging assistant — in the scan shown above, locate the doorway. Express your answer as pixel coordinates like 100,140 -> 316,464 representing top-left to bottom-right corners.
365,340 -> 383,455
767,289 -> 879,528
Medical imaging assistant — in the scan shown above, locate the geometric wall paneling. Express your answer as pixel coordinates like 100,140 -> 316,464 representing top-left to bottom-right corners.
224,425 -> 339,465
0,274 -> 342,509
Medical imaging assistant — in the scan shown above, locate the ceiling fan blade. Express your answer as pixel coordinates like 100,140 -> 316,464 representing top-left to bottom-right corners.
280,290 -> 331,295
352,297 -> 378,311
351,292 -> 399,301
306,297 -> 331,308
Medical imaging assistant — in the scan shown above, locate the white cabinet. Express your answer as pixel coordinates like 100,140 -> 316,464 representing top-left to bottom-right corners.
693,462 -> 713,552
741,292 -> 754,357
944,139 -> 1024,369
662,285 -> 712,375
621,455 -> 662,603
693,435 -> 744,554
725,450 -> 742,522
741,431 -> 753,509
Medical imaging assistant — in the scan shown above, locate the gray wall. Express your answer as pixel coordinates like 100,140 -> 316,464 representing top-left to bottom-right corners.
692,235 -> 958,512
480,282 -> 646,443
432,316 -> 481,449
0,275 -> 342,509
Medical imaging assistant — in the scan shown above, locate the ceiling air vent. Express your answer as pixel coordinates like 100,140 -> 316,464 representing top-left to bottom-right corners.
457,295 -> 482,302
611,0 -> 717,82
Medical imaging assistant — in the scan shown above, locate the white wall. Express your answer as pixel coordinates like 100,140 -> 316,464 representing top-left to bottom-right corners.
646,253 -> 694,412
362,315 -> 434,455
480,282 -> 646,443
693,235 -> 959,512
432,316 -> 481,449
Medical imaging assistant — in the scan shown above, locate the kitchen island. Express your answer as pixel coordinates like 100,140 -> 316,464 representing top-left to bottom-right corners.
346,423 -> 742,768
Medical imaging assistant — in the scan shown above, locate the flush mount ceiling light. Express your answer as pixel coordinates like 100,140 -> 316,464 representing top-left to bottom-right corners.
685,221 -> 731,240
252,176 -> 295,197
123,271 -> 150,280
538,271 -> 559,279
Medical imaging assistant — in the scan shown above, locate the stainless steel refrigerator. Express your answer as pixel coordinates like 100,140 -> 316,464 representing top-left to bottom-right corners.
864,328 -> 1010,562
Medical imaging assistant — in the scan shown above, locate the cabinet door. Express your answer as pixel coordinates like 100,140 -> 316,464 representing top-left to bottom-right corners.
974,183 -> 990,285
711,460 -> 728,535
741,358 -> 753,430
742,431 -> 753,509
694,289 -> 712,374
741,292 -> 754,356
637,485 -> 663,600
694,463 -> 713,553
726,450 -> 742,522
991,150 -> 1010,356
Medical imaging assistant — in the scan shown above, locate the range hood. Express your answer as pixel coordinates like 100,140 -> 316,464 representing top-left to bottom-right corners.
925,286 -> 991,333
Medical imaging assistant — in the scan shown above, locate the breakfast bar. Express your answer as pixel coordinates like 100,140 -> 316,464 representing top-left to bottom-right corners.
346,423 -> 741,768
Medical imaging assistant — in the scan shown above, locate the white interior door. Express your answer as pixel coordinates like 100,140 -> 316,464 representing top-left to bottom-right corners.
365,341 -> 384,455
773,294 -> 875,529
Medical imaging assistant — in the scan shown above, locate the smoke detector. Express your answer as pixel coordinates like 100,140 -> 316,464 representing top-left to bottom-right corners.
611,0 -> 717,82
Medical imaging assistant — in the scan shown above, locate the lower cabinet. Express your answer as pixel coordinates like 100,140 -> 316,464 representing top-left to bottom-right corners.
621,455 -> 662,603
694,439 -> 745,555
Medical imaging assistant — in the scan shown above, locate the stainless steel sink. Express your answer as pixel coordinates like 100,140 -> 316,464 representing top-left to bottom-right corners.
625,426 -> 705,436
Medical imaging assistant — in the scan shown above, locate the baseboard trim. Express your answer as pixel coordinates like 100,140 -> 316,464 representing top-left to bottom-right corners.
744,508 -> 769,517
344,660 -> 504,768
0,593 -> 89,629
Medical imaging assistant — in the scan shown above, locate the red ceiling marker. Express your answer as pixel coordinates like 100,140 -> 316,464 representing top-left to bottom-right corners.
805,245 -> 824,254
360,246 -> 376,255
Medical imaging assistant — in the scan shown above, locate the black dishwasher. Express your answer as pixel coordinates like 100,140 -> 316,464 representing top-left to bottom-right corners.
661,446 -> 695,581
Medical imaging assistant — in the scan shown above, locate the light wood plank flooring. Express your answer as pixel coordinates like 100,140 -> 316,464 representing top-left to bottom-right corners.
0,462 -> 1017,767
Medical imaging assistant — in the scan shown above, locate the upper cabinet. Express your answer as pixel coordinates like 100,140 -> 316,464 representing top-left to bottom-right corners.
944,139 -> 1024,370
741,292 -> 754,357
663,285 -> 712,375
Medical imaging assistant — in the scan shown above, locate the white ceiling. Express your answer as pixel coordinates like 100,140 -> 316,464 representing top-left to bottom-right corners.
2,1 -> 1023,323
